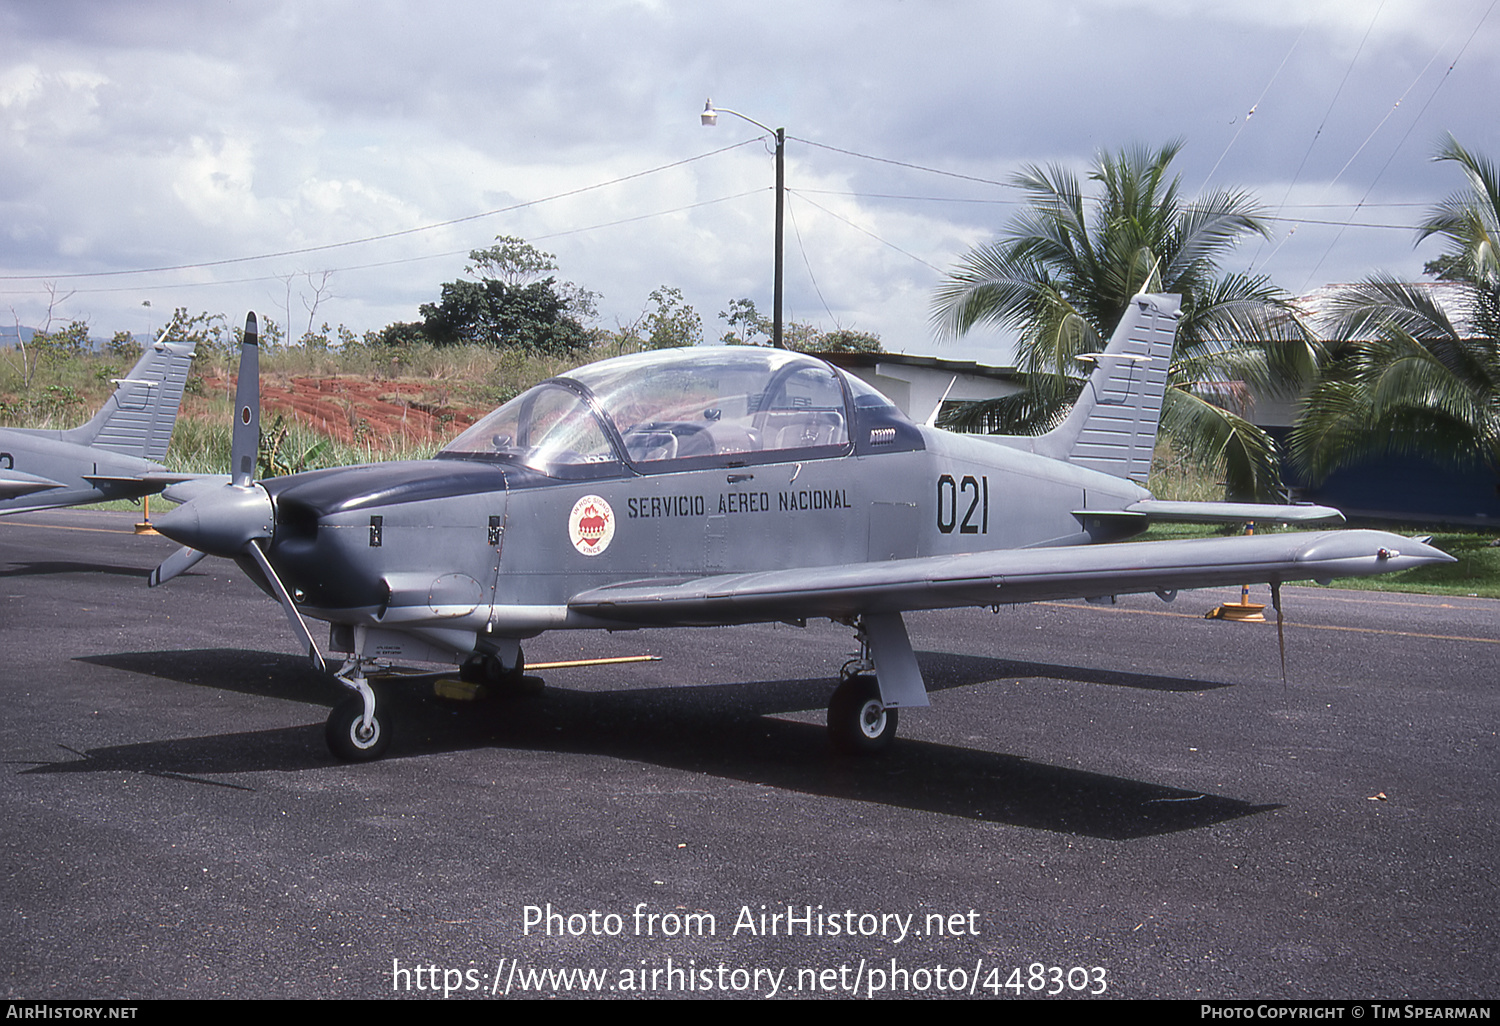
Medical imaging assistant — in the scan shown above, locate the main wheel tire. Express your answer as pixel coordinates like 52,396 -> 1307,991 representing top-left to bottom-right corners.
828,675 -> 898,755
325,696 -> 390,762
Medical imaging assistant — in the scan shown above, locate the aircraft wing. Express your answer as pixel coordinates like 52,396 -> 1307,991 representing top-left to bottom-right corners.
0,469 -> 65,499
568,530 -> 1452,627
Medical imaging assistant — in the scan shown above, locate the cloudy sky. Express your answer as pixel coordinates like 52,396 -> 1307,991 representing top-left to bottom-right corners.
2,0 -> 1497,358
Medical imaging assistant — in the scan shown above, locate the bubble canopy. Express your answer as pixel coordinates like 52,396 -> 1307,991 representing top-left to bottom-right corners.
439,346 -> 914,476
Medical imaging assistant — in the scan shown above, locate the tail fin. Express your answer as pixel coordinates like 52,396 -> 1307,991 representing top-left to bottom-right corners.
65,339 -> 196,461
1041,292 -> 1179,482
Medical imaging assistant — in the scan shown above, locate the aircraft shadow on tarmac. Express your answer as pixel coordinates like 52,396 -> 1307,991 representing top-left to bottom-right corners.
0,559 -> 160,580
916,650 -> 1232,694
41,647 -> 1274,840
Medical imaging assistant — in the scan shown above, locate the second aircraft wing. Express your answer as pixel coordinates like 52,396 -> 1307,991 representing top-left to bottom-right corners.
0,469 -> 65,500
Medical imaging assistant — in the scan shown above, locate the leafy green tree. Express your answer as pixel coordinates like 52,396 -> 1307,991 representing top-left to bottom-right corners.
1291,137 -> 1500,485
1419,136 -> 1500,287
932,141 -> 1315,500
28,321 -> 91,366
644,286 -> 703,349
159,309 -> 233,355
418,236 -> 594,354
366,321 -> 428,348
255,316 -> 286,352
717,297 -> 826,351
300,323 -> 332,350
719,297 -> 769,346
420,277 -> 589,354
466,235 -> 559,286
107,330 -> 142,360
781,321 -> 824,351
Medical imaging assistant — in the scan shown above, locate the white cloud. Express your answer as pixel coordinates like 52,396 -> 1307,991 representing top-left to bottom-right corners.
0,0 -> 1494,351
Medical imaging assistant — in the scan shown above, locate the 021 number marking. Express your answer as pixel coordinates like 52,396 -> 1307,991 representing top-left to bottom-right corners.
936,474 -> 988,535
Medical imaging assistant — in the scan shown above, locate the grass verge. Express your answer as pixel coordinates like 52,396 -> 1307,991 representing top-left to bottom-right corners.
1140,522 -> 1500,598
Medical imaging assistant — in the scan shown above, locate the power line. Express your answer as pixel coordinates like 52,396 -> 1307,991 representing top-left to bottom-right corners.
787,190 -> 944,273
0,138 -> 763,283
1197,17 -> 1311,194
1296,0 -> 1498,289
0,191 -> 767,298
528,190 -> 763,242
785,193 -> 838,326
1250,0 -> 1388,272
788,137 -> 1017,190
796,186 -> 1431,217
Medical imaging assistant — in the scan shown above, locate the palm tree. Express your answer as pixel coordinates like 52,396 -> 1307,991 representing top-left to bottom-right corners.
932,141 -> 1316,500
1291,137 -> 1500,486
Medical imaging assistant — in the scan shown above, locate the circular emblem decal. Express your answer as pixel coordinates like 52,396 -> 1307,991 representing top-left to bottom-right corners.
569,495 -> 615,556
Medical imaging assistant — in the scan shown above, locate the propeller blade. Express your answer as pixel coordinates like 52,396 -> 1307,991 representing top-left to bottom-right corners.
230,313 -> 260,488
148,545 -> 207,588
245,538 -> 327,674
152,312 -> 328,677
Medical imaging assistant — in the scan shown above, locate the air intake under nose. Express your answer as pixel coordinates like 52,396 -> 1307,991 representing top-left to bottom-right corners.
273,499 -> 320,542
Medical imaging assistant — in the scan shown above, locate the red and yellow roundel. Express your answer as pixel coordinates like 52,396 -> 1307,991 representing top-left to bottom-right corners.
568,495 -> 615,556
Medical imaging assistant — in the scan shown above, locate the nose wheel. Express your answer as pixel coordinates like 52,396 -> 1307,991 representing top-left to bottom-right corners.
326,693 -> 389,762
325,660 -> 391,762
828,675 -> 898,755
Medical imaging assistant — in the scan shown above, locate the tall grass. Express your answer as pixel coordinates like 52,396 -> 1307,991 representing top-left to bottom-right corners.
163,413 -> 443,475
1,341 -> 605,456
1147,437 -> 1229,502
0,348 -> 146,428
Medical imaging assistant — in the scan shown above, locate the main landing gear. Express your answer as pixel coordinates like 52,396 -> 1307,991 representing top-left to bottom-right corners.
318,615 -> 926,762
828,674 -> 898,754
825,613 -> 925,755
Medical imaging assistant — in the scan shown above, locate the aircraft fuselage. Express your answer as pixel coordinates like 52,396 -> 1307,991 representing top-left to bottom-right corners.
260,424 -> 1148,656
0,427 -> 167,514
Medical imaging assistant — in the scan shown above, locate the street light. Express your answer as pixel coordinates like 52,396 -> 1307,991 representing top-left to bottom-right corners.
701,98 -> 785,349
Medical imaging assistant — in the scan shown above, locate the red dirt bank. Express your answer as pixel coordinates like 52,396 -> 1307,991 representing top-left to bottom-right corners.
205,375 -> 484,447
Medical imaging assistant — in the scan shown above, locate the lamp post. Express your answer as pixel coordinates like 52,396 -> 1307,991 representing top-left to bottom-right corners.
701,99 -> 784,349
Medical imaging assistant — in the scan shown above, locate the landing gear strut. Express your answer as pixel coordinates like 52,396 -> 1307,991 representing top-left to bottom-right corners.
826,617 -> 903,754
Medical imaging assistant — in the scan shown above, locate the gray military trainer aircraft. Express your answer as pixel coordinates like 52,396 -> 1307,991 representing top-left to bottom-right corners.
149,301 -> 1451,761
1,336 -> 197,515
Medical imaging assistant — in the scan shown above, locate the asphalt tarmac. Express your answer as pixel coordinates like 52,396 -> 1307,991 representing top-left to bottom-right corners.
2,509 -> 1496,1000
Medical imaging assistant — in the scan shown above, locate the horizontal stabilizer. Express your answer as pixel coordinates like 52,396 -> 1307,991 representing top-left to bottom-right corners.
1124,500 -> 1345,525
569,530 -> 1451,627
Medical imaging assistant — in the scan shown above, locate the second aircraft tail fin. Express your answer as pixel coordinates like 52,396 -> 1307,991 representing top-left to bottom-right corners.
65,339 -> 196,462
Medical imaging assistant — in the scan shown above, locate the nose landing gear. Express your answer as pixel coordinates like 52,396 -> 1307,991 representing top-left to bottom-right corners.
326,664 -> 389,762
